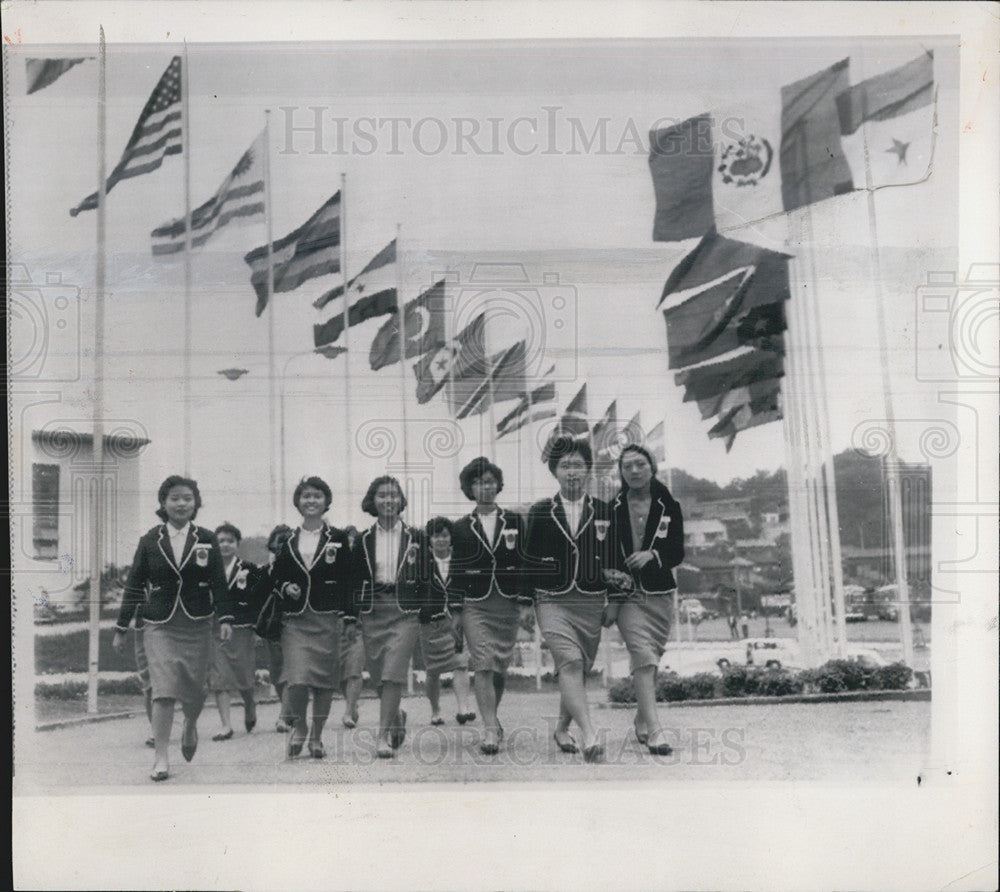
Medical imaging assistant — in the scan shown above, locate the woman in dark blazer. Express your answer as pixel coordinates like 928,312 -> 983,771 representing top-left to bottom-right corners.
451,457 -> 527,755
269,477 -> 352,759
347,475 -> 422,759
525,436 -> 618,763
417,516 -> 473,727
112,475 -> 232,782
606,444 -> 685,756
207,522 -> 262,741
251,524 -> 295,732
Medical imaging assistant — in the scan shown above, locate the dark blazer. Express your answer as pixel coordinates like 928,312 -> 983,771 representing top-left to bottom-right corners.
418,546 -> 466,623
611,479 -> 685,595
270,523 -> 351,616
115,524 -> 232,631
224,558 -> 265,627
524,493 -> 619,596
348,522 -> 424,617
451,507 -> 528,601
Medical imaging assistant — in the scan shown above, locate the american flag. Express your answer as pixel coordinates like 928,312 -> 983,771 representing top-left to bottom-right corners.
150,130 -> 266,255
70,56 -> 183,216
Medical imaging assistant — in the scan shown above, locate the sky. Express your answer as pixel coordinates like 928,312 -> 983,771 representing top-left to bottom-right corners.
8,37 -> 960,535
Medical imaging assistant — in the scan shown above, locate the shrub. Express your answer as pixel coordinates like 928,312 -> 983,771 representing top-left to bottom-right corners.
868,662 -> 913,691
655,672 -> 689,702
683,673 -> 719,701
808,659 -> 871,693
35,675 -> 145,699
608,677 -> 636,704
720,665 -> 759,697
756,668 -> 805,697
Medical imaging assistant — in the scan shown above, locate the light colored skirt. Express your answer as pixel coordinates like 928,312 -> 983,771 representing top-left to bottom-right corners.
134,627 -> 151,692
144,610 -> 212,704
208,621 -> 256,692
535,588 -> 605,673
617,593 -> 673,673
336,617 -> 366,684
419,614 -> 469,674
280,607 -> 338,689
462,587 -> 520,674
361,586 -> 420,688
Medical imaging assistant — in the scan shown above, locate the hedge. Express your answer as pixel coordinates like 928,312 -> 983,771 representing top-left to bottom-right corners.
608,661 -> 914,704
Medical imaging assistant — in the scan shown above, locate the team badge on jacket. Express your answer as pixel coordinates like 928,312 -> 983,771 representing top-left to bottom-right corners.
594,519 -> 610,542
324,542 -> 342,564
654,517 -> 671,540
236,568 -> 249,589
501,528 -> 518,550
195,543 -> 211,567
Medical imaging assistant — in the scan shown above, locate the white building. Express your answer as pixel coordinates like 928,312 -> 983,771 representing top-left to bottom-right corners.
12,426 -> 150,610
683,518 -> 728,549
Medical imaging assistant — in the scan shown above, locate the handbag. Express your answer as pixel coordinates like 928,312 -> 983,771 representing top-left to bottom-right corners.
254,589 -> 283,642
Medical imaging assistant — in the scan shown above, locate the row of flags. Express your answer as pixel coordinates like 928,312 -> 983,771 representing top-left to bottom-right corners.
648,51 -> 934,450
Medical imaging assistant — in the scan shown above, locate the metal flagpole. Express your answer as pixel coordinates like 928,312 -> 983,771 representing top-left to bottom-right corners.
525,386 -> 543,690
181,43 -> 193,476
263,110 -> 279,521
340,173 -> 352,524
87,26 -> 108,715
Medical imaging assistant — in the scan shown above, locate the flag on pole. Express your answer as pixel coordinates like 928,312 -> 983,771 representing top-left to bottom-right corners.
647,421 -> 666,464
659,230 -> 791,369
696,377 -> 783,421
313,239 -> 396,310
70,56 -> 182,216
369,280 -> 447,371
314,288 -> 398,349
591,400 -> 618,467
836,51 -> 935,189
708,389 -> 783,452
244,191 -> 341,316
26,57 -> 90,94
674,343 -> 785,404
648,58 -> 853,241
452,341 -> 528,419
496,372 -> 557,439
413,313 -> 487,404
151,130 -> 266,255
542,383 -> 589,461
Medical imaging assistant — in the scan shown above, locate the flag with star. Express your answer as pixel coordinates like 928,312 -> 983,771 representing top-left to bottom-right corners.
412,313 -> 487,404
836,51 -> 935,190
70,56 -> 182,216
369,280 -> 447,371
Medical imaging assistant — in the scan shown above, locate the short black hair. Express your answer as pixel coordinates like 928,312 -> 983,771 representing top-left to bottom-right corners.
214,522 -> 242,543
458,456 -> 505,501
155,475 -> 202,522
425,516 -> 454,538
618,444 -> 658,485
267,524 -> 294,554
545,435 -> 593,476
293,475 -> 332,512
361,475 -> 407,518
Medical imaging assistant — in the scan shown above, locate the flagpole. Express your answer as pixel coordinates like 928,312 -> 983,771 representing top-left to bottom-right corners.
87,26 -> 108,715
340,173 -> 352,524
523,385 -> 543,690
264,110 -> 279,521
181,43 -> 193,476
395,223 -> 410,469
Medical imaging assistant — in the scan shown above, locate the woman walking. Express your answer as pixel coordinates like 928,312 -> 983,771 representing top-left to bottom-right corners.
208,522 -> 261,741
452,457 -> 526,755
525,437 -> 618,763
348,476 -> 422,759
112,475 -> 232,782
607,445 -> 684,756
270,477 -> 352,759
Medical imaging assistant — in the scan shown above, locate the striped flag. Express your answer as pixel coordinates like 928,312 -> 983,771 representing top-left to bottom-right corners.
647,421 -> 666,464
313,239 -> 397,347
313,239 -> 395,310
496,369 -> 557,439
244,191 -> 341,317
708,389 -> 783,452
26,57 -> 90,94
70,56 -> 182,217
151,130 -> 266,256
452,341 -> 528,420
542,383 -> 589,462
591,400 -> 618,466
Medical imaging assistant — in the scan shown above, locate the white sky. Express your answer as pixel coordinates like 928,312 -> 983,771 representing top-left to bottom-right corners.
8,37 -> 960,534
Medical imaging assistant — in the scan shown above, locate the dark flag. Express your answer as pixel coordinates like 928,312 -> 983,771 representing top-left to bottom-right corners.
369,281 -> 447,371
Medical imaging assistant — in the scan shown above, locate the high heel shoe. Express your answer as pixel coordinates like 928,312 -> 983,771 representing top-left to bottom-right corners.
553,730 -> 578,754
150,768 -> 169,782
287,737 -> 304,758
633,717 -> 649,746
390,709 -> 407,749
646,729 -> 673,756
307,740 -> 326,759
181,721 -> 198,762
582,742 -> 605,764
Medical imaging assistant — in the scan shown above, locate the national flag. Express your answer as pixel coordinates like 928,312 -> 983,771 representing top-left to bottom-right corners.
151,131 -> 266,256
369,281 -> 447,371
647,421 -> 666,464
314,288 -> 398,349
70,56 -> 182,216
313,239 -> 395,310
649,58 -> 853,241
696,377 -> 783,421
452,341 -> 528,419
836,51 -> 935,190
708,389 -> 783,452
244,191 -> 341,317
674,343 -> 785,404
496,371 -> 558,439
412,313 -> 487,404
542,383 -> 589,462
659,230 -> 791,369
26,57 -> 90,94
591,400 -> 618,467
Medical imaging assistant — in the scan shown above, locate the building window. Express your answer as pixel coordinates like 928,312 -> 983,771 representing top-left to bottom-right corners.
32,463 -> 59,560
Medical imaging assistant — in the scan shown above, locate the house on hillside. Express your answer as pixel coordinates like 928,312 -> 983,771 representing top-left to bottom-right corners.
684,518 -> 728,549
